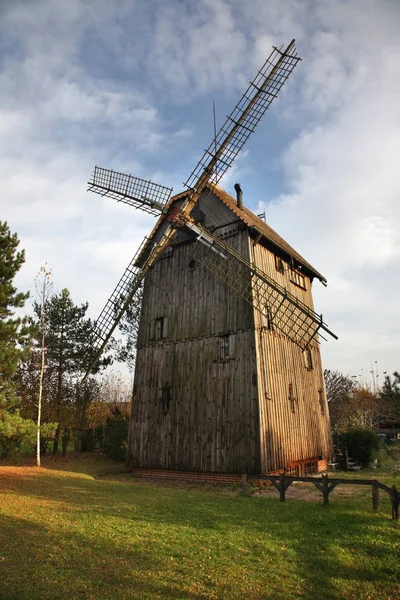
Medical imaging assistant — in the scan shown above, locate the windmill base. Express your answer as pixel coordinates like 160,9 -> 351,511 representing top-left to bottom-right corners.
131,459 -> 328,485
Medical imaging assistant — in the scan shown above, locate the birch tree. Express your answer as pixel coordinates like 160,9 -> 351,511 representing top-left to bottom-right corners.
34,264 -> 53,467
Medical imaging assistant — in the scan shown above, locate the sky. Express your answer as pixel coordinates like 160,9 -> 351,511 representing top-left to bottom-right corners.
1,0 -> 399,384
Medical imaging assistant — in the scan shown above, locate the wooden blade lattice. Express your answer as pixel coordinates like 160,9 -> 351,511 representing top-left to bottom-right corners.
88,166 -> 172,216
188,225 -> 337,350
84,40 -> 304,377
184,40 -> 301,192
83,236 -> 155,379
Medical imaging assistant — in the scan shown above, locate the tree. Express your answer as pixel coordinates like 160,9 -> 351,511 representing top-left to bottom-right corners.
0,221 -> 31,387
381,371 -> 400,399
325,369 -> 380,430
34,264 -> 53,466
0,222 -> 35,457
324,370 -> 356,406
32,288 -> 109,453
324,370 -> 356,429
75,372 -> 132,454
379,371 -> 400,428
117,285 -> 143,373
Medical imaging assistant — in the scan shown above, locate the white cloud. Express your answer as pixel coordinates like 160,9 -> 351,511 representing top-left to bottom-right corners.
1,0 -> 399,383
259,0 -> 400,375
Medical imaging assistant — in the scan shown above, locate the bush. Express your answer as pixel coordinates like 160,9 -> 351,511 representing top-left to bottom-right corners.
335,427 -> 380,466
103,408 -> 129,462
0,405 -> 36,459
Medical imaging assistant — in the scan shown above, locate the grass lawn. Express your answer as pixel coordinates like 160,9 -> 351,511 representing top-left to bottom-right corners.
0,453 -> 399,600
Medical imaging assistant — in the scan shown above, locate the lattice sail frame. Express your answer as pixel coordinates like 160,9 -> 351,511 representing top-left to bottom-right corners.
188,215 -> 337,350
183,40 -> 301,191
88,166 -> 172,216
90,236 -> 155,361
83,40 -> 314,378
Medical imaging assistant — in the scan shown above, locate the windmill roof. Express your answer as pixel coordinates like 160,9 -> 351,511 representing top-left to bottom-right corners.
210,185 -> 326,283
143,185 -> 326,283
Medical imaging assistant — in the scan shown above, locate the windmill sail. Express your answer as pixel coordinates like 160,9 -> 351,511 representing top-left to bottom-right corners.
129,40 -> 302,282
88,166 -> 172,216
83,236 -> 155,380
84,40 -> 304,377
183,40 -> 301,194
187,221 -> 337,350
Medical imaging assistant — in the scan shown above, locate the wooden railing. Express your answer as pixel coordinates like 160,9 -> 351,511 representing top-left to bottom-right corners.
241,473 -> 400,520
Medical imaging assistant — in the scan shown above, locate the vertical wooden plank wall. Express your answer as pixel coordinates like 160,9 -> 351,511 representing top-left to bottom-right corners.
127,190 -> 332,475
128,223 -> 261,474
250,238 -> 332,473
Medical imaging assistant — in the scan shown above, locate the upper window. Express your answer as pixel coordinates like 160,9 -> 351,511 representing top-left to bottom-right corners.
290,269 -> 306,290
275,255 -> 285,274
162,247 -> 173,259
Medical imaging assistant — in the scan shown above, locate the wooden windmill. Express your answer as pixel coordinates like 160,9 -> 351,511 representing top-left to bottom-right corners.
85,40 -> 337,476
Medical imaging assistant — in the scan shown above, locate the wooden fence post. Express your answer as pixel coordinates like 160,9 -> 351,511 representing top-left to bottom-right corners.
391,485 -> 399,520
279,472 -> 286,502
241,473 -> 249,497
322,474 -> 329,506
372,481 -> 379,512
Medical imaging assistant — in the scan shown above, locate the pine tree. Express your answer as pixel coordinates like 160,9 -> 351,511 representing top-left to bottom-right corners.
0,221 -> 31,387
379,372 -> 400,427
0,222 -> 35,457
33,288 -> 109,453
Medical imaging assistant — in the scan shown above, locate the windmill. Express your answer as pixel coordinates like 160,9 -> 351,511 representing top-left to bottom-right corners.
85,40 -> 337,475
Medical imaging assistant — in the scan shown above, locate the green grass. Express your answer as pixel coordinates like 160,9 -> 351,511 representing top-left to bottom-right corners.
0,454 -> 399,600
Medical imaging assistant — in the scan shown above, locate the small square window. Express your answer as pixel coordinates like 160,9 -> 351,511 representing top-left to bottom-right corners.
290,269 -> 306,290
160,387 -> 172,414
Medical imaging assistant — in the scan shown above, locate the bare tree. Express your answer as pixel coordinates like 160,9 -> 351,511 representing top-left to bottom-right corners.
34,264 -> 53,467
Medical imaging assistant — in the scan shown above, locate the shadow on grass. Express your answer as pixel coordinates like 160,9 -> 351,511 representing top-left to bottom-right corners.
0,512 -> 212,600
0,452 -> 130,477
1,465 -> 400,599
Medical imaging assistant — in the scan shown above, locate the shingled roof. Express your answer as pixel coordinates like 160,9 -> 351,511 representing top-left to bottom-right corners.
210,185 -> 326,283
143,184 -> 326,283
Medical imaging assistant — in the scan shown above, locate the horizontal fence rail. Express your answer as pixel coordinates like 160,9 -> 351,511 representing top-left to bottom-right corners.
242,473 -> 399,520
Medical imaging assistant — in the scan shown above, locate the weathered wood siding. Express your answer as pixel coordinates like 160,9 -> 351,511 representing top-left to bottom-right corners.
249,239 -> 332,473
128,219 -> 261,473
127,190 -> 332,474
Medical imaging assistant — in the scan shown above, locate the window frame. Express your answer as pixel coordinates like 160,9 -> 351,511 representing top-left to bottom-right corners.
304,348 -> 313,371
288,383 -> 296,414
275,255 -> 285,275
318,388 -> 325,416
290,269 -> 306,290
154,316 -> 168,340
160,387 -> 172,415
218,335 -> 232,362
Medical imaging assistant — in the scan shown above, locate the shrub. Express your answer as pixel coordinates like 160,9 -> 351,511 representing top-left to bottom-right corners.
0,408 -> 36,458
103,408 -> 129,462
335,427 -> 380,466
